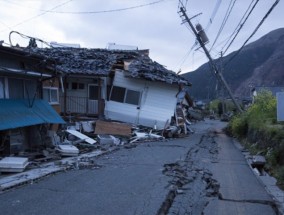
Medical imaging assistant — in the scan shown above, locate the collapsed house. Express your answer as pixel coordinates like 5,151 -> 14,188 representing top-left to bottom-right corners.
0,41 -> 193,172
25,46 -> 192,130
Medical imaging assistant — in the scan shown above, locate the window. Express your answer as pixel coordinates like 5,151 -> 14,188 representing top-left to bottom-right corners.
0,78 -> 4,98
8,78 -> 24,99
24,80 -> 38,99
43,87 -> 59,104
125,89 -> 140,105
110,86 -> 126,103
110,86 -> 141,106
88,85 -> 99,100
71,82 -> 85,90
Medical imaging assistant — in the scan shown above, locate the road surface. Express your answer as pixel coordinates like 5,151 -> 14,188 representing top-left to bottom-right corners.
0,119 -> 279,214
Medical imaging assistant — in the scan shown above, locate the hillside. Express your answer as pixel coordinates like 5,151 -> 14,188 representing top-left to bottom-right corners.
182,28 -> 284,100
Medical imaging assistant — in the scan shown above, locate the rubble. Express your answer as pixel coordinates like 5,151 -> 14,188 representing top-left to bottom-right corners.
0,157 -> 29,173
129,131 -> 165,144
56,145 -> 79,157
66,129 -> 96,144
0,115 -> 196,185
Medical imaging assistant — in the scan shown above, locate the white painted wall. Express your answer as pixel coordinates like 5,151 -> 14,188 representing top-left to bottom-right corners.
105,70 -> 178,129
277,92 -> 284,122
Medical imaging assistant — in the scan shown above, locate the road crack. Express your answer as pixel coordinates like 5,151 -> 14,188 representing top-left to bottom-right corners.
157,133 -> 221,215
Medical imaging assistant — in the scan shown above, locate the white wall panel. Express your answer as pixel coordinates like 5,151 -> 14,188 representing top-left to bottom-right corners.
277,92 -> 284,121
105,70 -> 179,129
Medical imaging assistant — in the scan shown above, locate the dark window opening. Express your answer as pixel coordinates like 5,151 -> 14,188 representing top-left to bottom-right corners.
125,89 -> 140,105
89,85 -> 99,100
72,82 -> 77,90
110,86 -> 141,106
72,82 -> 85,90
110,86 -> 125,103
78,83 -> 84,89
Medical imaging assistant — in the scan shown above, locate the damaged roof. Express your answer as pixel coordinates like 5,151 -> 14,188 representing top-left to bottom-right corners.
24,47 -> 191,86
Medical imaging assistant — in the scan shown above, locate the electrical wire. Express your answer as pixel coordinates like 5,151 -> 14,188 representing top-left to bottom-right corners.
225,0 -> 280,67
189,0 -> 222,55
0,0 -> 74,33
13,0 -> 170,14
205,0 -> 222,31
0,20 -> 13,31
9,31 -> 52,47
222,0 -> 259,55
209,0 -> 237,52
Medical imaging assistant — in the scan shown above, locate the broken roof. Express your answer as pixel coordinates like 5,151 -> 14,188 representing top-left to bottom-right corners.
24,47 -> 191,86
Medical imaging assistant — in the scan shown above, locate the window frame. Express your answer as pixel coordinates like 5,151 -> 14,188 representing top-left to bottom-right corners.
43,87 -> 59,105
110,85 -> 141,106
71,82 -> 85,90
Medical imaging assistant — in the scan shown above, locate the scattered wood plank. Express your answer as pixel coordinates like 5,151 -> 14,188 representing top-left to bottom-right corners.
66,129 -> 97,144
94,120 -> 132,137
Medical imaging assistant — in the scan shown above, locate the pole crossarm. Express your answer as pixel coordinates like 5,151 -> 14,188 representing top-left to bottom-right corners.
179,7 -> 243,113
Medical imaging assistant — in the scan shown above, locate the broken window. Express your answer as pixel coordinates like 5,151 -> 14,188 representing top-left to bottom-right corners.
43,87 -> 59,104
110,86 -> 141,106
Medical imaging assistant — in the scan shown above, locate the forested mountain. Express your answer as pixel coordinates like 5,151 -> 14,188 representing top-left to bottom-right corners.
182,28 -> 284,100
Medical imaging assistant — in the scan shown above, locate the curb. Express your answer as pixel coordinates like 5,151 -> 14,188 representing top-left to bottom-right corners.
232,138 -> 284,215
0,148 -> 115,192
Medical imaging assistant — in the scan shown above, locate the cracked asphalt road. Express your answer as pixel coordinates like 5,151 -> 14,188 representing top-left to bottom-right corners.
0,119 -> 279,215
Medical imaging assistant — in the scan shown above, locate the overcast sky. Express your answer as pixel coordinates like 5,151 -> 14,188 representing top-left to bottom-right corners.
0,0 -> 283,74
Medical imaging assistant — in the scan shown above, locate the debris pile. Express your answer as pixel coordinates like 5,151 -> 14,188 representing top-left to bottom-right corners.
0,106 -> 201,174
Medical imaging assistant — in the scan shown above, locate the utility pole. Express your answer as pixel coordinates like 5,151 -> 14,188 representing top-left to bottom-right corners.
220,51 -> 225,115
179,6 -> 243,113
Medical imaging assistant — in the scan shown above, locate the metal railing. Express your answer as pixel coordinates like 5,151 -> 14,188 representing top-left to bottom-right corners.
60,96 -> 88,114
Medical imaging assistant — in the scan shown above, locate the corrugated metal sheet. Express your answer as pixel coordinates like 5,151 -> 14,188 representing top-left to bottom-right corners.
0,99 -> 65,131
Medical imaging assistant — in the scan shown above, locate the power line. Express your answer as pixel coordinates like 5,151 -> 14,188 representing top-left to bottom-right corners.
10,0 -> 170,14
205,0 -> 222,31
225,0 -> 280,67
176,0 -> 223,72
189,0 -> 222,55
222,0 -> 259,55
0,20 -> 12,31
209,0 -> 237,52
9,31 -> 52,47
0,0 -> 74,33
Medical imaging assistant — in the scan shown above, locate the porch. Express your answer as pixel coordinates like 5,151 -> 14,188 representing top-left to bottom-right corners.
60,95 -> 100,116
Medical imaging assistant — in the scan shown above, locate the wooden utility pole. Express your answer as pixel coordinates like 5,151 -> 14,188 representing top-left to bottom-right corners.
179,6 -> 243,113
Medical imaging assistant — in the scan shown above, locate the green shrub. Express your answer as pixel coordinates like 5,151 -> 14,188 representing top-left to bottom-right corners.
228,90 -> 284,188
230,113 -> 248,138
276,166 -> 284,188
